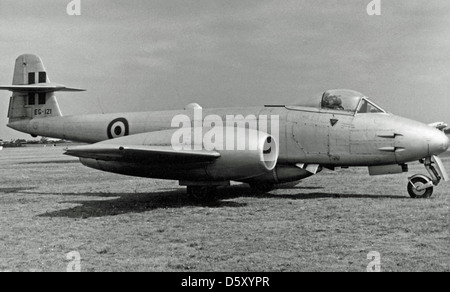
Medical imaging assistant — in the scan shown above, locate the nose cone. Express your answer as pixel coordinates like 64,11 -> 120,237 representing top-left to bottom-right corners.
392,116 -> 449,163
429,130 -> 449,156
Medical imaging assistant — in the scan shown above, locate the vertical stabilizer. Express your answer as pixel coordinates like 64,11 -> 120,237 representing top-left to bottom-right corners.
13,54 -> 50,85
2,54 -> 62,122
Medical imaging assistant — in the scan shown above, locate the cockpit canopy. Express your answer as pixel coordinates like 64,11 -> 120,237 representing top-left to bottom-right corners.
291,89 -> 386,114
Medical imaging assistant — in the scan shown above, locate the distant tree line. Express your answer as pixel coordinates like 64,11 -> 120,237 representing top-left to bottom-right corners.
0,137 -> 69,147
0,139 -> 27,147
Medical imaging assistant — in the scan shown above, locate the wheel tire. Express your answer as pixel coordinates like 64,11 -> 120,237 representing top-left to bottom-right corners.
186,186 -> 216,202
407,177 -> 434,199
250,183 -> 275,194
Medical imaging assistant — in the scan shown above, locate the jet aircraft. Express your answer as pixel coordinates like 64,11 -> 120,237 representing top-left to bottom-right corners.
1,54 -> 448,200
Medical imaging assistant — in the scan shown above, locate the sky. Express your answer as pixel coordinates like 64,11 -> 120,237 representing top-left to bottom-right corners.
1,0 -> 450,140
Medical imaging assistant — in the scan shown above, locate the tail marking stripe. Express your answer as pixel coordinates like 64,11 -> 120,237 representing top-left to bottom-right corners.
28,72 -> 35,84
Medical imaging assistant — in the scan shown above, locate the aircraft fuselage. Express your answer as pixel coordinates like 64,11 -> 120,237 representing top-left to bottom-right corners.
8,105 -> 446,168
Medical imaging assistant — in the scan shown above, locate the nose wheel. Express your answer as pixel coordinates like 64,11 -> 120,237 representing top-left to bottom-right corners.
407,176 -> 434,198
407,156 -> 448,199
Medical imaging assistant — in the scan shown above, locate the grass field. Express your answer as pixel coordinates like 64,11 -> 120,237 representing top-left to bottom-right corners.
0,146 -> 449,272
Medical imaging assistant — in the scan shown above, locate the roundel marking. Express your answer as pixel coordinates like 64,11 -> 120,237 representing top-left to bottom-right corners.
107,118 -> 129,139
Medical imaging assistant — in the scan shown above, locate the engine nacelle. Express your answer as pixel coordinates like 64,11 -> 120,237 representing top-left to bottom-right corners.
76,126 -> 279,182
205,128 -> 279,181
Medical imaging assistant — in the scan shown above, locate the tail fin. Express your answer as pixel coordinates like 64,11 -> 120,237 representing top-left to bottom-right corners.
0,54 -> 85,123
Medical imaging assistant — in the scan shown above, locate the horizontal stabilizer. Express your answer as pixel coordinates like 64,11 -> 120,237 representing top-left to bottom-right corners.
0,83 -> 85,93
65,144 -> 220,164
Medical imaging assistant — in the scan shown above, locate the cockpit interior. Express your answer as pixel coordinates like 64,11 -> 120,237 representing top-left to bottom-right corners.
290,89 -> 386,114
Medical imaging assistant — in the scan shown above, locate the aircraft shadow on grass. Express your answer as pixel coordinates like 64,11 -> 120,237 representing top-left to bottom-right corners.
0,187 -> 37,194
38,184 -> 407,219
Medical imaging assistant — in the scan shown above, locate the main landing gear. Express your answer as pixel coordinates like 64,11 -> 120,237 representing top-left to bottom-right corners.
249,183 -> 275,193
182,181 -> 230,203
186,186 -> 217,202
407,156 -> 448,199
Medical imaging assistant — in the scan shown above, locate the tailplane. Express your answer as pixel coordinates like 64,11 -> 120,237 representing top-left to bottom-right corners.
0,54 -> 85,123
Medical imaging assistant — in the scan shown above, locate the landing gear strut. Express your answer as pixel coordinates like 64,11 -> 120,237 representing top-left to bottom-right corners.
407,156 -> 448,199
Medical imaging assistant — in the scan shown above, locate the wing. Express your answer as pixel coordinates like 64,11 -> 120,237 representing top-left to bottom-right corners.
64,144 -> 220,164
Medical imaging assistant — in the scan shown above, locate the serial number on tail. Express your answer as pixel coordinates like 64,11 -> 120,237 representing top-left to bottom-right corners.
34,109 -> 52,116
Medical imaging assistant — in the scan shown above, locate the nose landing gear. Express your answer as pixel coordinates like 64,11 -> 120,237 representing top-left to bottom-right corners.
407,156 -> 448,199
